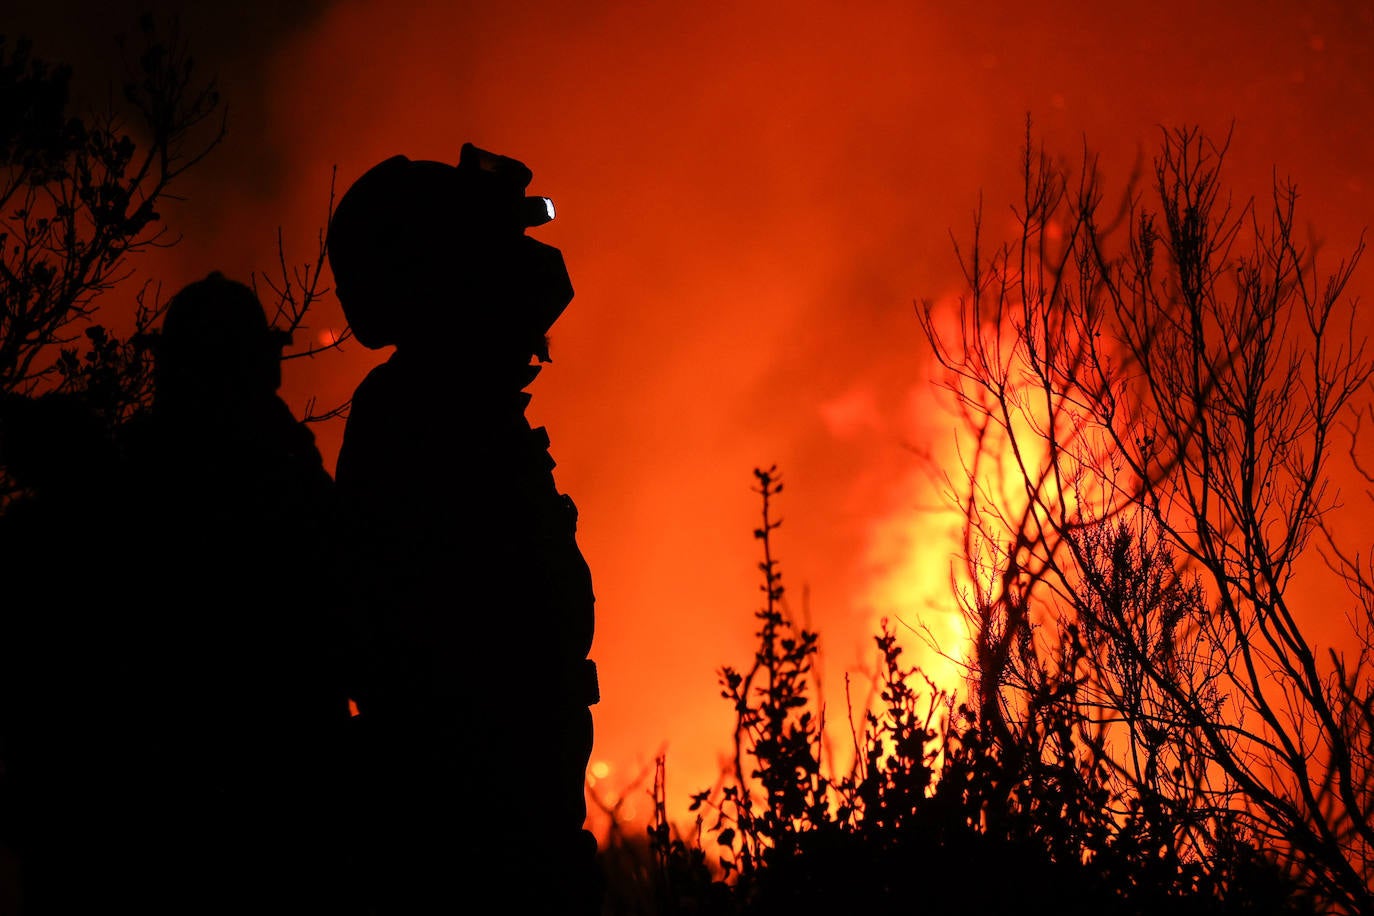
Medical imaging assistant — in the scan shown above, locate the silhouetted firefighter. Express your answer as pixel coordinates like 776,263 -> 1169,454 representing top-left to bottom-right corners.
118,272 -> 353,914
326,144 -> 602,914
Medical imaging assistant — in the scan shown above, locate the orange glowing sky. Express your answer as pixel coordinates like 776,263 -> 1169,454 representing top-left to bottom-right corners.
13,0 -> 1373,837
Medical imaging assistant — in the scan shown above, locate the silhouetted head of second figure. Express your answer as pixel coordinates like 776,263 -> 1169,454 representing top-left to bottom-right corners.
153,272 -> 290,409
324,143 -> 574,364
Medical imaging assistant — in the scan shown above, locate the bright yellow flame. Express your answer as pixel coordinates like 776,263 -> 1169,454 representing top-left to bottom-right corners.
855,491 -> 971,697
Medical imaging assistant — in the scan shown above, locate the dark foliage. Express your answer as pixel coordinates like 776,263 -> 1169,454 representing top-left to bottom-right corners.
0,18 -> 223,434
635,468 -> 1317,916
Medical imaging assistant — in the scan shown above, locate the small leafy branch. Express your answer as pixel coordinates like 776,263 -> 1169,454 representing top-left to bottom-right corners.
690,466 -> 828,887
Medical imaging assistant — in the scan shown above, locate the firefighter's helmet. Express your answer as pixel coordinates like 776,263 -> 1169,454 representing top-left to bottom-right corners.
156,272 -> 289,398
325,144 -> 572,355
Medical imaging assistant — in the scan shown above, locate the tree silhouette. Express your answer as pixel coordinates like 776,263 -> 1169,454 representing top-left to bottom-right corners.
917,119 -> 1372,913
0,17 -> 224,440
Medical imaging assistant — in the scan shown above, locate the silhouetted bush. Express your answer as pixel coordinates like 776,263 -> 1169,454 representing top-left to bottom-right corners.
631,467 -> 1317,916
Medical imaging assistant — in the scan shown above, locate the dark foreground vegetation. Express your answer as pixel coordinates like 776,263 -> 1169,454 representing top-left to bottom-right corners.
594,469 -> 1324,916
